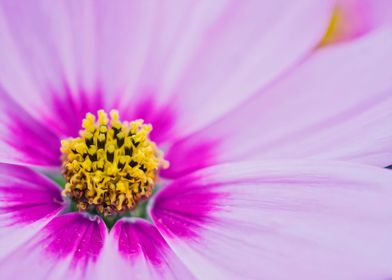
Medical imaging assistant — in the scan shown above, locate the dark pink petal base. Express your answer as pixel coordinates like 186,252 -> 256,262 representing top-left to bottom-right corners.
0,213 -> 106,279
98,218 -> 194,279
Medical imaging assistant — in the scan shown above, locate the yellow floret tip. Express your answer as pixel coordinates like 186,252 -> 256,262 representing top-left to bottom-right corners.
61,110 -> 168,216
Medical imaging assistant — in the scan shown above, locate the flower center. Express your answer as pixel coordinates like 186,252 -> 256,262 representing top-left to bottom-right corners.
61,110 -> 168,216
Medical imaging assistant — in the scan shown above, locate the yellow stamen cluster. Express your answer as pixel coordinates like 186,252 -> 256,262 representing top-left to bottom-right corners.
61,110 -> 168,216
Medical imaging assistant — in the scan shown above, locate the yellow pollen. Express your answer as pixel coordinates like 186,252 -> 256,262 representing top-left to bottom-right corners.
61,110 -> 168,216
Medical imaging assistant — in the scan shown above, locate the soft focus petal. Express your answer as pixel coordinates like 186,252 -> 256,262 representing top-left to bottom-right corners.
0,0 -> 333,142
0,0 -> 100,115
163,27 -> 392,178
97,218 -> 194,280
0,213 -> 106,280
322,0 -> 392,44
0,0 -> 115,116
144,0 -> 334,135
0,0 -> 105,166
152,161 -> 392,279
0,163 -> 64,259
0,89 -> 61,166
0,0 -> 110,141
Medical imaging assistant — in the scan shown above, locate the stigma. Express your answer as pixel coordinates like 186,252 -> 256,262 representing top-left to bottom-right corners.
61,110 -> 168,216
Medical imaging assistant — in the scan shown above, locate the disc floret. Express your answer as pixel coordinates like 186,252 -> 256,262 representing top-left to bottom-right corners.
61,110 -> 168,216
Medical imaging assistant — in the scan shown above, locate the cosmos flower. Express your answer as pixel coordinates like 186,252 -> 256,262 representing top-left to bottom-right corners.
0,1 -> 392,279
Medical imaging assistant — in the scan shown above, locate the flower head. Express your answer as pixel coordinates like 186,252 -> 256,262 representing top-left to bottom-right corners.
0,1 -> 392,279
61,110 -> 167,215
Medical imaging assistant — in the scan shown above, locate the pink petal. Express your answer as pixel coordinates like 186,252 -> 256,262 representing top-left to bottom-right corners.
97,218 -> 194,280
0,1 -> 334,141
152,160 -> 392,279
0,0 -> 105,166
0,1 -> 87,118
0,213 -> 106,279
322,0 -> 392,44
163,27 -> 392,177
154,0 -> 334,135
0,0 -> 111,114
0,163 -> 64,260
0,89 -> 62,166
0,1 -> 113,146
